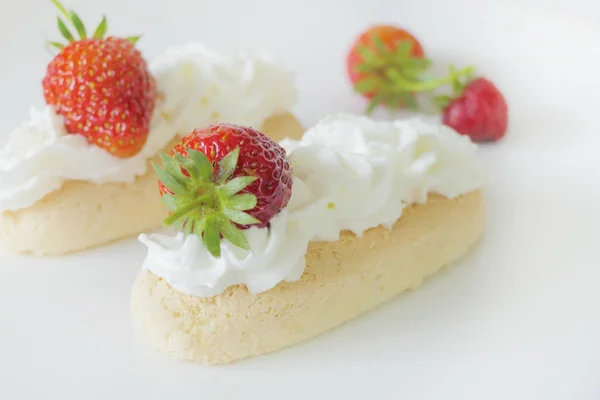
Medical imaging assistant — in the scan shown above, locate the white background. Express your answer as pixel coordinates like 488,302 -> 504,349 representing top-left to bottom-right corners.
0,0 -> 599,398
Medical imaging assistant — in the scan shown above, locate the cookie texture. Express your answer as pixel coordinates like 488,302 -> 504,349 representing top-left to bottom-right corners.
130,189 -> 485,365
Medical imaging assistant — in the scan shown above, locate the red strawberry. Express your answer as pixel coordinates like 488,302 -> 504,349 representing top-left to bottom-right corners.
346,25 -> 476,114
154,124 -> 293,258
347,25 -> 427,112
441,77 -> 508,142
42,1 -> 156,158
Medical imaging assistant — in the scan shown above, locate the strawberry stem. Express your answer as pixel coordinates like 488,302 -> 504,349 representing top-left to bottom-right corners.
387,65 -> 475,93
163,193 -> 215,226
52,0 -> 88,41
154,146 -> 261,259
352,33 -> 479,114
51,0 -> 70,20
430,65 -> 478,109
47,0 -> 142,52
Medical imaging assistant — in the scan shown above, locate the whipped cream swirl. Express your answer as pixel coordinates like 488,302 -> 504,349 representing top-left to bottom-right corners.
0,43 -> 296,212
140,114 -> 485,298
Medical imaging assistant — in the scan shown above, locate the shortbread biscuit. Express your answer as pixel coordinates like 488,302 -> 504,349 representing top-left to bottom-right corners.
130,189 -> 484,365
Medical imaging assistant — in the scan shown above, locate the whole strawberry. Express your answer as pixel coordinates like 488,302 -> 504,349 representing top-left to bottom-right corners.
346,24 -> 474,114
347,25 -> 427,112
441,77 -> 508,142
154,124 -> 293,258
42,0 -> 156,158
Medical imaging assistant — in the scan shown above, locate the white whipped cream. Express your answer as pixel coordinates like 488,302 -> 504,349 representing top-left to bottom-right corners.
0,43 -> 297,212
139,114 -> 485,298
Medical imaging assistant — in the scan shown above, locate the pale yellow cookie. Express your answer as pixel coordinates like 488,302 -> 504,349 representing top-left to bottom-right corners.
130,189 -> 485,365
0,113 -> 303,256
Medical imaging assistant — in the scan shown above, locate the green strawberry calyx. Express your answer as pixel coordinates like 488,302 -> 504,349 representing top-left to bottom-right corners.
47,0 -> 140,51
431,66 -> 478,110
153,146 -> 261,259
352,34 -> 476,113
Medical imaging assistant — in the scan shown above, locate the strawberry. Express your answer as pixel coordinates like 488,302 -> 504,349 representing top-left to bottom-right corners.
347,25 -> 427,112
42,0 -> 156,158
346,24 -> 475,114
440,77 -> 508,142
154,124 -> 293,258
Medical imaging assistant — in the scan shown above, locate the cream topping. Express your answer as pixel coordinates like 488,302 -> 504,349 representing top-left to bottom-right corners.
140,114 -> 485,298
0,43 -> 296,212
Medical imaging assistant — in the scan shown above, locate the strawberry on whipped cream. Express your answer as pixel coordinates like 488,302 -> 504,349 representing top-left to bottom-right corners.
139,114 -> 486,298
0,44 -> 297,212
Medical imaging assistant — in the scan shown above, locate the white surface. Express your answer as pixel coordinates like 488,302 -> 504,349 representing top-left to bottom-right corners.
0,0 -> 599,398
